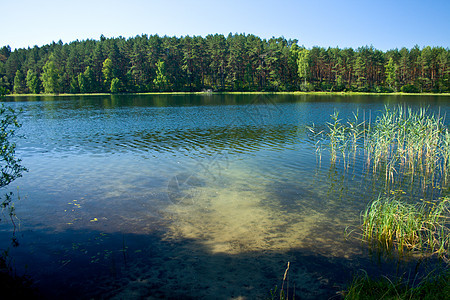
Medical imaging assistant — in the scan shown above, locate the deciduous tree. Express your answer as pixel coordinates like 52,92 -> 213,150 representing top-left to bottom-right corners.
26,69 -> 40,94
110,77 -> 120,93
153,60 -> 168,91
297,48 -> 310,85
41,55 -> 60,94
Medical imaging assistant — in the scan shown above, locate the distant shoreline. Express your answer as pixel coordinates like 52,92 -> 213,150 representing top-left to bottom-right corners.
4,91 -> 450,98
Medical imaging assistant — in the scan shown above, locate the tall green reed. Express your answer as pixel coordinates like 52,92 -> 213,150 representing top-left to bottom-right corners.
310,105 -> 450,190
361,195 -> 449,260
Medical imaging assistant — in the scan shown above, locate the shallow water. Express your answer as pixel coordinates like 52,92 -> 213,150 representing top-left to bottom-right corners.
1,94 -> 449,299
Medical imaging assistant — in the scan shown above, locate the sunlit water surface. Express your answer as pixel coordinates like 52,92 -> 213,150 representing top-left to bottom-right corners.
1,94 -> 449,299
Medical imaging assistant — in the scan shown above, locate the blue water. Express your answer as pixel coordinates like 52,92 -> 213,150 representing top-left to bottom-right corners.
1,94 -> 449,299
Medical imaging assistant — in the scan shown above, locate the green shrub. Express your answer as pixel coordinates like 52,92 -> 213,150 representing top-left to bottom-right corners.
401,84 -> 419,93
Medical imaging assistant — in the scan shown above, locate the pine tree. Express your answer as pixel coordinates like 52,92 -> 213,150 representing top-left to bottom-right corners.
354,56 -> 366,90
13,70 -> 25,94
385,58 -> 398,91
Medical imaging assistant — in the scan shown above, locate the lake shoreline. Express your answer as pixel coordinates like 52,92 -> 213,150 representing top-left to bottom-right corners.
4,91 -> 450,98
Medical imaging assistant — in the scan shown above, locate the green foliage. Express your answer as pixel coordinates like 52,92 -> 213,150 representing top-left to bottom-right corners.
110,77 -> 120,93
384,58 -> 398,91
102,58 -> 113,89
13,70 -> 25,94
0,34 -> 448,94
25,69 -> 40,94
362,195 -> 449,259
40,54 -> 60,94
153,60 -> 168,91
0,104 -> 26,241
299,82 -> 314,92
297,48 -> 310,85
345,270 -> 450,300
78,66 -> 95,93
354,56 -> 366,89
401,84 -> 419,93
0,70 -> 8,95
0,105 -> 26,190
69,77 -> 79,94
345,272 -> 407,300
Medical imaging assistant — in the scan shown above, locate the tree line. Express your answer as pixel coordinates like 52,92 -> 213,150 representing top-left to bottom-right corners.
0,33 -> 449,95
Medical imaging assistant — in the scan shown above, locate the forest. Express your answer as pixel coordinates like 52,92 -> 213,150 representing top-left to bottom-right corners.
0,33 -> 449,95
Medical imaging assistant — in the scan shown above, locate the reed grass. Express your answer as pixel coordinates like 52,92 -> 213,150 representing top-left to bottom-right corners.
310,106 -> 450,190
319,106 -> 450,298
361,195 -> 450,260
344,269 -> 450,300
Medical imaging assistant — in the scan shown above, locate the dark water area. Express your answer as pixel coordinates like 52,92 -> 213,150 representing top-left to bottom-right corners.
1,94 -> 449,299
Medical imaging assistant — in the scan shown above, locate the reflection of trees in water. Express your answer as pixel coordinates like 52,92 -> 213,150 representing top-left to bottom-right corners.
80,124 -> 301,157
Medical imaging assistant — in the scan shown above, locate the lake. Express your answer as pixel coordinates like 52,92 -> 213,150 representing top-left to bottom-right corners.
1,94 -> 449,299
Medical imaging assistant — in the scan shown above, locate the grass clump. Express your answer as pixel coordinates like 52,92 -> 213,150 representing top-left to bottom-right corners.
344,270 -> 450,300
361,195 -> 450,260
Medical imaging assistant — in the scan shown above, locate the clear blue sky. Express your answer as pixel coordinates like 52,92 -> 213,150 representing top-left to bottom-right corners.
2,0 -> 449,51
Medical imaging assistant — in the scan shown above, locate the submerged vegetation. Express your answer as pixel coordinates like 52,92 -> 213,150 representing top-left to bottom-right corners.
1,34 -> 449,95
